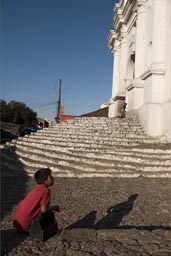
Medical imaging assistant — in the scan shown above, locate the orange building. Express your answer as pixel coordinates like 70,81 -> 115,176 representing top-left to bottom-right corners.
56,106 -> 78,123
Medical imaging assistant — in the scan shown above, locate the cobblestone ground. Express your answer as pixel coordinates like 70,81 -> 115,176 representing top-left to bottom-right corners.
1,174 -> 171,256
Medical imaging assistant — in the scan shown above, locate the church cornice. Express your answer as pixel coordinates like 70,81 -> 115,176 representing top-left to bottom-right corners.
136,0 -> 148,7
113,0 -> 136,31
107,30 -> 120,52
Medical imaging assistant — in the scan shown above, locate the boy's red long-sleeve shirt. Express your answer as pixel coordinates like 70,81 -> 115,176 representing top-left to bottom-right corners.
13,184 -> 50,231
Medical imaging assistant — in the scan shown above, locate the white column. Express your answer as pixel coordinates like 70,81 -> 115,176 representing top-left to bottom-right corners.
134,5 -> 147,78
111,41 -> 120,99
109,33 -> 127,118
109,39 -> 122,118
119,27 -> 128,94
151,0 -> 167,64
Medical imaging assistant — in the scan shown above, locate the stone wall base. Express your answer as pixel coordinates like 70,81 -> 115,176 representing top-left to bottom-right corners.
138,101 -> 171,142
108,96 -> 125,118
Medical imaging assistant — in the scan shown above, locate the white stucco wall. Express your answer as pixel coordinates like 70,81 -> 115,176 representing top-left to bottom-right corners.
107,0 -> 171,142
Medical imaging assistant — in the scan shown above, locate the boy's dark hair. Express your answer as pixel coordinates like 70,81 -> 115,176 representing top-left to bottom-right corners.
34,168 -> 52,184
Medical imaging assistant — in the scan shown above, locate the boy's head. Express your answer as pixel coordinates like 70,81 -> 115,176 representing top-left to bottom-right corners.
34,168 -> 54,186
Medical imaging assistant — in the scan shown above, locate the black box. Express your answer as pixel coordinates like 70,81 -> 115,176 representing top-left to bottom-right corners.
29,212 -> 58,241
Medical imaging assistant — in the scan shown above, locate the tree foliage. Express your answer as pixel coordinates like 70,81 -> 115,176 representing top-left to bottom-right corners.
0,100 -> 37,126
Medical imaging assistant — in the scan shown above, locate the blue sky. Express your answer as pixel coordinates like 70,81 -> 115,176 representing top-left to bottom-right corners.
1,0 -> 117,121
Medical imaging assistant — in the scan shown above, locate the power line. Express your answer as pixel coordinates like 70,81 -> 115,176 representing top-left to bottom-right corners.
30,101 -> 57,110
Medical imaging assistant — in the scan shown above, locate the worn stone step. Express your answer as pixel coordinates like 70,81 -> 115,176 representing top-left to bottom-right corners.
10,138 -> 142,150
5,140 -> 170,158
19,136 -> 150,146
2,148 -> 171,175
50,120 -> 144,126
28,132 -> 148,141
5,139 -> 171,157
72,148 -> 171,157
49,125 -> 145,133
1,159 -> 171,178
2,116 -> 171,178
3,144 -> 171,167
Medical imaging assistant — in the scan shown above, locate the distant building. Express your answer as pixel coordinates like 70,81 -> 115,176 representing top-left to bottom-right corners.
56,106 -> 78,123
106,0 -> 171,142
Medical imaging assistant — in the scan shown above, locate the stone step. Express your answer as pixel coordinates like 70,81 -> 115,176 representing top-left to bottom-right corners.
37,129 -> 145,138
6,140 -> 170,157
52,120 -> 142,126
7,140 -> 116,152
2,116 -> 170,178
4,142 -> 171,159
118,146 -> 171,154
55,126 -> 144,132
15,130 -> 159,143
52,120 -> 143,126
28,132 -> 148,140
27,127 -> 146,135
71,146 -> 171,157
57,117 -> 139,124
19,136 -> 152,146
1,159 -> 171,178
10,138 -> 142,149
5,139 -> 171,158
2,148 -> 171,175
51,119 -> 142,126
50,124 -> 145,132
3,144 -> 171,166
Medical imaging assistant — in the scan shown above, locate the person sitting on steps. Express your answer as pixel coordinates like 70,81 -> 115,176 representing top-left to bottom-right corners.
13,168 -> 59,233
120,103 -> 127,118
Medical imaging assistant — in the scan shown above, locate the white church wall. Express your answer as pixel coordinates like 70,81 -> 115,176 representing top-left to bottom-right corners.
162,0 -> 171,141
139,0 -> 171,141
107,0 -> 171,141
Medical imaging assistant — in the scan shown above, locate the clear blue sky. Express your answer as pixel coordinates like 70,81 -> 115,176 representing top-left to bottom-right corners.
1,0 -> 117,121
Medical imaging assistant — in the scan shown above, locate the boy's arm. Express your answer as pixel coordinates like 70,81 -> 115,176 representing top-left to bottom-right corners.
40,189 -> 59,213
40,204 -> 60,213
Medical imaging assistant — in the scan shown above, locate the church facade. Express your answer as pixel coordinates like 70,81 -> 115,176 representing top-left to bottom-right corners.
106,0 -> 171,142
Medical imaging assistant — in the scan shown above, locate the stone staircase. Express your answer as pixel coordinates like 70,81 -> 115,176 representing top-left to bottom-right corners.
1,115 -> 171,177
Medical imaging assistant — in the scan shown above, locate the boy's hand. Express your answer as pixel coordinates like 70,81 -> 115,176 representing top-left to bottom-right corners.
40,204 -> 60,213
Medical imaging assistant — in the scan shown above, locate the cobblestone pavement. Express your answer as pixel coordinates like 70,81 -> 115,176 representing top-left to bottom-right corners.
1,174 -> 171,256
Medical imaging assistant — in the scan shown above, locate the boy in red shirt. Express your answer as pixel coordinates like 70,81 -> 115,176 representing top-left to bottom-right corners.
13,168 -> 59,232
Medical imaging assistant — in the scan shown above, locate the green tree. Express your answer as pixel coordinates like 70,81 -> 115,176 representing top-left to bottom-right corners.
0,100 -> 12,122
0,100 -> 37,126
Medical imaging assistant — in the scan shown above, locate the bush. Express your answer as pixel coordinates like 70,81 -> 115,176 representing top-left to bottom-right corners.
0,100 -> 37,126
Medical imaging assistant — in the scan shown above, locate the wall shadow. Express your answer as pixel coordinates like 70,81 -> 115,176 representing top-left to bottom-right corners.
1,229 -> 29,255
1,145 -> 29,255
0,129 -> 18,143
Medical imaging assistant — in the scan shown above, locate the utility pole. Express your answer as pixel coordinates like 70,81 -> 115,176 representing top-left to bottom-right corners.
56,79 -> 62,123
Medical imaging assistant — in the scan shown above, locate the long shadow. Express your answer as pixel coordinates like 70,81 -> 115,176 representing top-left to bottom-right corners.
66,193 -> 171,231
66,194 -> 171,231
66,194 -> 138,230
1,145 -> 29,255
94,193 -> 138,229
66,211 -> 97,230
114,225 -> 171,230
